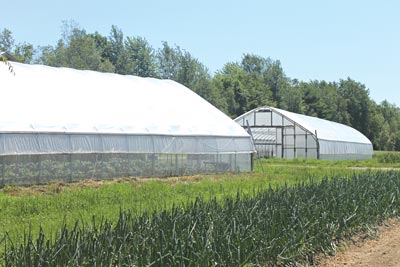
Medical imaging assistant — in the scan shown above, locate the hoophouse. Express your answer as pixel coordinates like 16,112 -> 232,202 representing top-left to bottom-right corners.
0,61 -> 255,186
235,106 -> 373,160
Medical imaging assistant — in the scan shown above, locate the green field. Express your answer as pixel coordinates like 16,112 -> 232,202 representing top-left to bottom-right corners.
1,152 -> 400,266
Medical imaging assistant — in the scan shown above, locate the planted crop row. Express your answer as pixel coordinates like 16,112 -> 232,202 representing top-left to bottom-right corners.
3,171 -> 400,266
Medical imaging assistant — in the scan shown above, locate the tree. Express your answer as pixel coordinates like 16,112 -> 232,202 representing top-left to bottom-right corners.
338,78 -> 372,135
300,80 -> 350,124
89,32 -> 115,72
0,28 -> 35,63
108,25 -> 129,74
213,63 -> 248,116
279,80 -> 304,113
156,41 -> 180,80
125,36 -> 156,77
38,22 -> 114,72
0,28 -> 15,52
367,104 -> 392,150
14,42 -> 35,63
240,54 -> 274,108
156,42 -> 217,104
375,100 -> 400,150
263,60 -> 289,105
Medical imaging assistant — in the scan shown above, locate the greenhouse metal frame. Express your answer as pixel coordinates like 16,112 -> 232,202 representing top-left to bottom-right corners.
235,106 -> 373,160
0,61 -> 255,186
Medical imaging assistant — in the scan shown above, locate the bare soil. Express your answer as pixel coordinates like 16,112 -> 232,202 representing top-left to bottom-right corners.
317,219 -> 400,267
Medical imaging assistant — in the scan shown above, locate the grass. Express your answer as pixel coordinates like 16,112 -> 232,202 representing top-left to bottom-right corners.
258,151 -> 400,168
0,152 -> 398,262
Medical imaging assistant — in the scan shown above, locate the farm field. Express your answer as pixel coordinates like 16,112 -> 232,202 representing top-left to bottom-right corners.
1,152 -> 400,266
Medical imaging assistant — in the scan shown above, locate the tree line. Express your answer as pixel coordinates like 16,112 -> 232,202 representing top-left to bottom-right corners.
1,23 -> 399,151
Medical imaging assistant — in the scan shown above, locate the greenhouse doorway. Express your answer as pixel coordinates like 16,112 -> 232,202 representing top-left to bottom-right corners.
237,107 -> 319,159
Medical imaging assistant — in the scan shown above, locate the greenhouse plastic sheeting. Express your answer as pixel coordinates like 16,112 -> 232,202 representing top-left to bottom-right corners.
274,108 -> 371,144
0,133 -> 253,155
0,62 -> 255,155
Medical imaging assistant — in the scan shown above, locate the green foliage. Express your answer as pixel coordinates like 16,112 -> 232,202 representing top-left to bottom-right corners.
3,171 -> 400,266
213,54 -> 285,117
125,36 -> 156,77
0,29 -> 14,52
373,151 -> 400,164
0,28 -> 34,63
338,78 -> 372,135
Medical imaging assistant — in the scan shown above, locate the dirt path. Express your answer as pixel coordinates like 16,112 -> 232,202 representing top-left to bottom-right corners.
317,219 -> 400,267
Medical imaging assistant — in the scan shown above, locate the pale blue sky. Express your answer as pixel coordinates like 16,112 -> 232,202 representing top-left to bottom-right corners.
1,0 -> 399,106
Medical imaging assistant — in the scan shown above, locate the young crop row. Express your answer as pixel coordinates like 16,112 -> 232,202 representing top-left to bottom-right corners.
3,171 -> 400,266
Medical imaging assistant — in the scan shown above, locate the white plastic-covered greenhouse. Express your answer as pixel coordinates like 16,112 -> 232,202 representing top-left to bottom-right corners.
235,106 -> 373,160
0,61 -> 255,186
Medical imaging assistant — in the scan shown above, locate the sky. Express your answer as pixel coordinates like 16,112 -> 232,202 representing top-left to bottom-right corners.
1,0 -> 399,106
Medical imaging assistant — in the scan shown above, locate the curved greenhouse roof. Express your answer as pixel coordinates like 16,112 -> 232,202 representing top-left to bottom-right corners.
1,62 -> 248,138
271,108 -> 371,144
235,106 -> 373,160
0,62 -> 254,185
0,62 -> 254,155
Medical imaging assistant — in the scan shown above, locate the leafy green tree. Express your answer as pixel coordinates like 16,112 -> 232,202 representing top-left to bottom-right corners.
0,28 -> 15,52
212,54 -> 288,117
375,100 -> 400,150
0,28 -> 35,63
38,23 -> 114,72
263,60 -> 289,105
338,78 -> 372,135
14,42 -> 35,63
240,54 -> 274,108
156,42 -> 218,104
125,36 -> 156,77
89,32 -> 115,72
279,79 -> 304,113
108,25 -> 130,74
301,80 -> 350,124
156,41 -> 180,80
367,104 -> 391,150
213,63 -> 248,116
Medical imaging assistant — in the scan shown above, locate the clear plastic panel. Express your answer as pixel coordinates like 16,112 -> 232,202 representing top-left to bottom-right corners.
284,135 -> 295,146
296,148 -> 306,158
284,126 -> 294,135
295,125 -> 306,134
284,118 -> 293,126
284,149 -> 294,159
241,113 -> 255,126
272,112 -> 283,126
276,145 -> 282,158
255,111 -> 270,126
306,149 -> 318,159
295,135 -> 306,148
306,135 -> 317,148
276,128 -> 282,143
